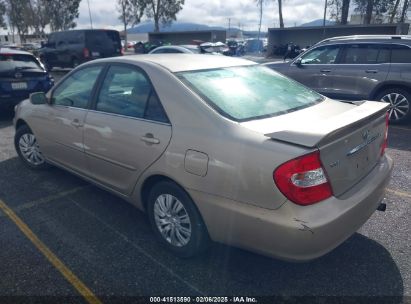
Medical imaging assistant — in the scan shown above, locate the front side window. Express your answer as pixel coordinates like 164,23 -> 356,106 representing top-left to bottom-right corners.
96,65 -> 168,122
52,65 -> 103,108
300,45 -> 340,64
177,65 -> 323,122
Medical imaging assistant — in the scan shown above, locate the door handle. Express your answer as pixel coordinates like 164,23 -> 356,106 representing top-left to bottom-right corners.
365,70 -> 378,74
320,69 -> 331,73
141,133 -> 160,145
71,119 -> 83,128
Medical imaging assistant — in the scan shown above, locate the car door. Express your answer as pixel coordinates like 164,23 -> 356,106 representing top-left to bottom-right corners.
285,44 -> 342,95
83,64 -> 172,195
35,65 -> 104,173
326,43 -> 391,100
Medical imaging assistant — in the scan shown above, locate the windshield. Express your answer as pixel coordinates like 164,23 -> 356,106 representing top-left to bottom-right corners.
0,54 -> 42,72
177,65 -> 324,122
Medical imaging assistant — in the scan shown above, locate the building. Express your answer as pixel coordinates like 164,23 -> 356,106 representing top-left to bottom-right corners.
267,23 -> 410,52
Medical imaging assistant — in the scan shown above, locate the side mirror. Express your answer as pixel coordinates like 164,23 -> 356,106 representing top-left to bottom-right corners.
294,57 -> 303,67
30,92 -> 48,105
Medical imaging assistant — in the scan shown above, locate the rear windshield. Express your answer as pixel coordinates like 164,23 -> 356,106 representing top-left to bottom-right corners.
0,54 -> 42,72
177,65 -> 323,122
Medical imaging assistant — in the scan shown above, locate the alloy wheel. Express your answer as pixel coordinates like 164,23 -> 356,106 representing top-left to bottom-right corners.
18,133 -> 45,166
153,194 -> 192,247
380,93 -> 410,122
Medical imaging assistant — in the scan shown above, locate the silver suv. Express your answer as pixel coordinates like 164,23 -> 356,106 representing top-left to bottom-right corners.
266,35 -> 411,124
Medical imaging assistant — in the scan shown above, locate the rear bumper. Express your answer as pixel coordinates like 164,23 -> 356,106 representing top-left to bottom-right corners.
189,154 -> 393,261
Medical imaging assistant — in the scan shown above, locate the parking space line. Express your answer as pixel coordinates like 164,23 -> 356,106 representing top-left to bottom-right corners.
0,186 -> 90,219
0,199 -> 102,304
387,188 -> 411,200
69,198 -> 205,296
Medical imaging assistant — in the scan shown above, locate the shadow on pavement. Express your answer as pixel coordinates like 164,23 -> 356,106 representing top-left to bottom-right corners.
0,110 -> 14,129
0,157 -> 404,300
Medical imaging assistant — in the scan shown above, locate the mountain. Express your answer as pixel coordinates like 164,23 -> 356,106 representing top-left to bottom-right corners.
300,19 -> 336,27
127,21 -> 226,33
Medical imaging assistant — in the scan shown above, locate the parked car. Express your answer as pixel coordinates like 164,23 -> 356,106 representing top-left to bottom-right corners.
149,45 -> 201,54
0,47 -> 54,111
13,54 -> 392,261
265,35 -> 411,124
37,29 -> 122,70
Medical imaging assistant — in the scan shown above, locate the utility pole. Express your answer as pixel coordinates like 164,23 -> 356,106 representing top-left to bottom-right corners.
228,18 -> 231,37
87,0 -> 93,29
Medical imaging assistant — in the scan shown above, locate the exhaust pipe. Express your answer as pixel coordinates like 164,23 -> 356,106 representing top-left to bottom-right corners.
377,203 -> 387,212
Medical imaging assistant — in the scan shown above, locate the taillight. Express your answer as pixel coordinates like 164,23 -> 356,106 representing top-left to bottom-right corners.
83,47 -> 90,58
273,150 -> 333,206
381,112 -> 389,156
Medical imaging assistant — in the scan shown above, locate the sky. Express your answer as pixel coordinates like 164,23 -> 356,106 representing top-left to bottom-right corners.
77,0 -> 327,32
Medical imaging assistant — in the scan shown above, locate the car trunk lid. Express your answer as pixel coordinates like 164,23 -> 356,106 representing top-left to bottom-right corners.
241,100 -> 389,197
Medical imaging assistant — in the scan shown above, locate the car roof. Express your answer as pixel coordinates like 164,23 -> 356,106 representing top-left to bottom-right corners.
316,35 -> 411,45
0,47 -> 33,55
97,54 -> 257,72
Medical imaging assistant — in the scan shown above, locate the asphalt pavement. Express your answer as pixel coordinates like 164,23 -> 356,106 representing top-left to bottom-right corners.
0,103 -> 411,303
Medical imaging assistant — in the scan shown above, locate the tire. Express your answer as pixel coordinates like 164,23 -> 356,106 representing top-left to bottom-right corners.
147,181 -> 210,258
14,125 -> 49,170
375,88 -> 411,124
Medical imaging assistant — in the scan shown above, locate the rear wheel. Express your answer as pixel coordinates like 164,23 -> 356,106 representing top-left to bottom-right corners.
376,88 -> 411,124
147,181 -> 210,258
14,125 -> 49,170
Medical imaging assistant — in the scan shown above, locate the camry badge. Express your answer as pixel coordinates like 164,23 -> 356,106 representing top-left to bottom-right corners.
14,72 -> 23,79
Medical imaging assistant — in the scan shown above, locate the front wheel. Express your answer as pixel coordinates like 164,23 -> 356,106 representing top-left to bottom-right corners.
14,125 -> 49,170
376,88 -> 411,124
147,181 -> 210,258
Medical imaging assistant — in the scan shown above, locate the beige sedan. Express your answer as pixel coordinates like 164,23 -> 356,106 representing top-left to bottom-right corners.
13,54 -> 393,261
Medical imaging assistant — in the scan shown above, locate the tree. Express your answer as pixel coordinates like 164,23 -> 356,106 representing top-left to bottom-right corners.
399,0 -> 409,22
341,0 -> 351,24
44,0 -> 81,31
0,0 -> 6,29
353,0 -> 395,23
28,0 -> 49,36
328,0 -> 342,22
145,0 -> 185,32
4,0 -> 32,42
389,0 -> 401,22
117,0 -> 146,47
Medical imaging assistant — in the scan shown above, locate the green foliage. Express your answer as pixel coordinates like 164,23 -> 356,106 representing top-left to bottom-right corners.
44,0 -> 81,31
145,0 -> 185,32
353,0 -> 396,23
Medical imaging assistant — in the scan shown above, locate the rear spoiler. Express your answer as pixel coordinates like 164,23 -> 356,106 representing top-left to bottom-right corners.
265,101 -> 389,148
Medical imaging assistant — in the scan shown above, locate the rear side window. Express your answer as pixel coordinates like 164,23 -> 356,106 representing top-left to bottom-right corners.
0,54 -> 42,72
340,44 -> 381,64
177,65 -> 323,122
96,65 -> 168,122
391,45 -> 411,63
